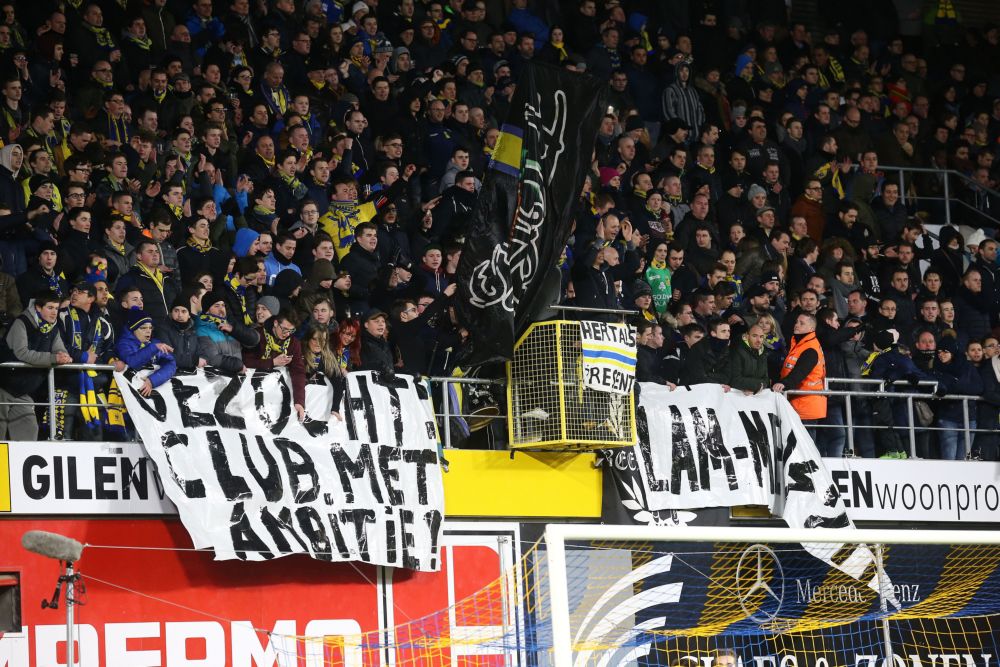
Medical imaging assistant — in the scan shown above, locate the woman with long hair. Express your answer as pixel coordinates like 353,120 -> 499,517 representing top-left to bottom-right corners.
302,324 -> 345,421
332,318 -> 361,374
756,312 -> 785,382
323,22 -> 347,60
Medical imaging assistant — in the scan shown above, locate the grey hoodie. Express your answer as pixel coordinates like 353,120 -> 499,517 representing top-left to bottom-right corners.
829,277 -> 862,320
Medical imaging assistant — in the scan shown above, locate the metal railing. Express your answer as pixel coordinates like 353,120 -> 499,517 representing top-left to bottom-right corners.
788,376 -> 984,460
551,304 -> 639,325
428,375 -> 506,450
0,363 -> 992,461
880,164 -> 1000,229
0,361 -> 119,441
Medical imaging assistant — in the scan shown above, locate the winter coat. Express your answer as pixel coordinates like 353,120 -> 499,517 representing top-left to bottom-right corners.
359,329 -> 396,375
933,355 -> 983,422
115,330 -> 177,388
680,337 -> 730,385
953,287 -> 992,341
195,315 -> 257,373
158,318 -> 202,371
725,337 -> 769,392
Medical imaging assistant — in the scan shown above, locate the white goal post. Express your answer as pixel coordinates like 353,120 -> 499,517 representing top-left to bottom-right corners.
545,524 -> 1000,667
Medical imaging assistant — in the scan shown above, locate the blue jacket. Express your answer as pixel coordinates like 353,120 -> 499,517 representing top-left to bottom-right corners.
864,345 -> 932,385
506,8 -> 549,42
264,252 -> 302,285
185,14 -> 226,58
115,330 -> 177,388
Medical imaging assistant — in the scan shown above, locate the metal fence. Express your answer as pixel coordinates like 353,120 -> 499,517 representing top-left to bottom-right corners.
788,376 -> 984,460
880,164 -> 1000,229
0,362 -> 991,461
0,361 -> 119,441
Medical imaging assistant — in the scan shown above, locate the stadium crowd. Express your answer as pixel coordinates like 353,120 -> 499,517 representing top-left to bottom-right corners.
0,0 -> 996,458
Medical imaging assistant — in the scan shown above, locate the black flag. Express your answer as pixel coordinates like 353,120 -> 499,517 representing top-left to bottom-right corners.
455,62 -> 608,366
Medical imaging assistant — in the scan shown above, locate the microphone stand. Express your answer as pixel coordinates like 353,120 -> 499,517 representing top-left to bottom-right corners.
41,560 -> 83,666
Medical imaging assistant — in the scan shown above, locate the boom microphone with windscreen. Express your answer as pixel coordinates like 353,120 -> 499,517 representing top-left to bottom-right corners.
22,531 -> 84,562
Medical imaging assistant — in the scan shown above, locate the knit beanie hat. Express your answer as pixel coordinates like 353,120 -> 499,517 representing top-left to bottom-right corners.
127,308 -> 153,331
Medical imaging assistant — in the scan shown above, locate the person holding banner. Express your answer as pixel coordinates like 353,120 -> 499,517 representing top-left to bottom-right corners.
680,318 -> 731,387
195,291 -> 259,374
726,323 -> 770,394
243,307 -> 307,421
302,324 -> 344,420
115,308 -> 177,397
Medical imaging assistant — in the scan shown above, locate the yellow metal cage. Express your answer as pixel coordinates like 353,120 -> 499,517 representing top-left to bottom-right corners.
506,320 -> 637,450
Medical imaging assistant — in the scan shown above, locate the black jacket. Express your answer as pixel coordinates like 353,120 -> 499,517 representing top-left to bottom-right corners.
636,344 -> 666,384
177,243 -> 230,284
391,294 -> 448,377
680,337 -> 730,385
116,266 -> 178,327
158,318 -> 202,371
340,243 -> 383,317
16,266 -> 69,306
954,286 -> 992,340
359,330 -> 396,375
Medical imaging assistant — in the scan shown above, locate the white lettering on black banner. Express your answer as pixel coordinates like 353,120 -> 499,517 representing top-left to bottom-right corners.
116,369 -> 444,571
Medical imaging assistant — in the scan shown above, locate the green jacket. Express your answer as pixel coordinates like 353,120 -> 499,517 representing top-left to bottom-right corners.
726,337 -> 770,392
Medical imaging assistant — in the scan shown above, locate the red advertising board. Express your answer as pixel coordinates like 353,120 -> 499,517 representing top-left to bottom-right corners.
0,519 -> 522,667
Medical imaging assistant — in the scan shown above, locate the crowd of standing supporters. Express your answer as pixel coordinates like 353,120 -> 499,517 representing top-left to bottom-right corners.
0,0 -> 997,457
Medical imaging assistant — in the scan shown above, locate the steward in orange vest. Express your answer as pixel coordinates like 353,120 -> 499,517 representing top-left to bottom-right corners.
775,313 -> 827,420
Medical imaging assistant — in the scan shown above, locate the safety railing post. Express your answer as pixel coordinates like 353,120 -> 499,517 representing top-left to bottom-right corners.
906,396 -> 917,458
844,393 -> 854,456
441,379 -> 451,449
944,174 -> 951,226
962,398 -> 971,460
899,170 -> 906,206
47,367 -> 57,442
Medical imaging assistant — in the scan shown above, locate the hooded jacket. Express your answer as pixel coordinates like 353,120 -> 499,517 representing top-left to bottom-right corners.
0,145 -> 24,214
661,62 -> 705,133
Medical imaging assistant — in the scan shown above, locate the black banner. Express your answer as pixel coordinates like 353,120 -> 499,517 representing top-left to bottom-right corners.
455,62 -> 608,366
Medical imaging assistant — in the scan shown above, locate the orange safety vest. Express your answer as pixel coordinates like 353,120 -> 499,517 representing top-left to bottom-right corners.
780,331 -> 827,420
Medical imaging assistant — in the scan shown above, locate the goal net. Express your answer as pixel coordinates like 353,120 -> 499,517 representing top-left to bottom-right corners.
267,526 -> 1000,667
544,526 -> 1000,667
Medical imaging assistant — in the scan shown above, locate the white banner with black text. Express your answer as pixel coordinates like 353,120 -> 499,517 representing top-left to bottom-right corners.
116,369 -> 444,571
602,383 -> 900,606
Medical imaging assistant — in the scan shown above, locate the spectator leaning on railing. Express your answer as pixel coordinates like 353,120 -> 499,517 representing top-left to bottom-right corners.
115,308 -> 177,398
0,291 -> 74,439
0,0 -> 996,456
773,313 -> 826,437
725,323 -> 769,394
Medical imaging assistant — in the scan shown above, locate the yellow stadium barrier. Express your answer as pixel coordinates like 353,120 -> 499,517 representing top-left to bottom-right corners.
507,320 -> 637,450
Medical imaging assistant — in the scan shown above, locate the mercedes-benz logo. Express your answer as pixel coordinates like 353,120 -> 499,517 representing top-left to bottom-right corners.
736,544 -> 785,623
